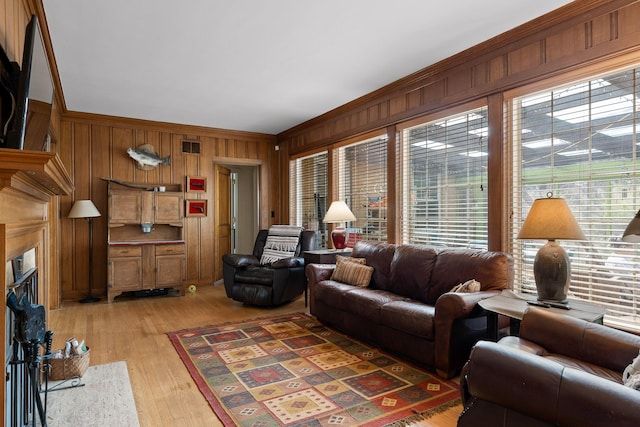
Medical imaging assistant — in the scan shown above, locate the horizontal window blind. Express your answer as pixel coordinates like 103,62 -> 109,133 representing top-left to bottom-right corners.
289,151 -> 328,249
399,107 -> 488,248
334,135 -> 387,245
509,67 -> 640,332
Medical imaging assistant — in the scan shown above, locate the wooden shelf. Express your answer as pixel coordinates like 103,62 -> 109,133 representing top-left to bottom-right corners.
0,148 -> 74,200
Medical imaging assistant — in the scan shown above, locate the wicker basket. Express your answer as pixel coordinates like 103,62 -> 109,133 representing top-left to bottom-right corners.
48,347 -> 90,380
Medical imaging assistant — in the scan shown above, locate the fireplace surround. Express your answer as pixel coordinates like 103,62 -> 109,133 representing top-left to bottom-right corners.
1,148 -> 72,425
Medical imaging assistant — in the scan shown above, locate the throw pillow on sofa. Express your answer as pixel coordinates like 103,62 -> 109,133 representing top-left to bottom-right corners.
623,350 -> 640,390
331,256 -> 374,287
450,279 -> 481,293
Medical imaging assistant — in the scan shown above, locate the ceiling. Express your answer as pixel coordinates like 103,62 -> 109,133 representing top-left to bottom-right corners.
41,0 -> 575,135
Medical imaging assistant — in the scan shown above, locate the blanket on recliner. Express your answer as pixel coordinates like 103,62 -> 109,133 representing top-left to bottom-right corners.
259,225 -> 304,264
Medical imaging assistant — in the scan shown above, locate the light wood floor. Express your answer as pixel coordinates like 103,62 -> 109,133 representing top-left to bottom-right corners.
47,284 -> 461,426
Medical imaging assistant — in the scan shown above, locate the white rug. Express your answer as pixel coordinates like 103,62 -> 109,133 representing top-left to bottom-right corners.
40,361 -> 140,427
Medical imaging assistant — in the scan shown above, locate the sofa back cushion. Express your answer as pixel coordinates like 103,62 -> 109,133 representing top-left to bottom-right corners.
352,241 -> 396,290
388,245 -> 438,301
426,249 -> 514,304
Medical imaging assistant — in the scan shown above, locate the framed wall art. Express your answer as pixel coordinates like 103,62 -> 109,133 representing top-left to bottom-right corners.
186,199 -> 207,217
186,176 -> 207,193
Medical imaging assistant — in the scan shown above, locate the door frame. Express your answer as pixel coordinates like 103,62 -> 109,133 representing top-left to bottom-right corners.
213,159 -> 260,282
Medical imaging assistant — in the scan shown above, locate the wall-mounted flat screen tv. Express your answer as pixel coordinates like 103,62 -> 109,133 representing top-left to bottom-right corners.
4,15 -> 54,151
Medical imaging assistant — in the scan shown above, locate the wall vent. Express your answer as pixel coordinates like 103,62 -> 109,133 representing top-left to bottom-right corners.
182,140 -> 201,154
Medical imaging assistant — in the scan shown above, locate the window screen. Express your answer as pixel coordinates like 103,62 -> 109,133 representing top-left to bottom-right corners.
334,135 -> 388,245
399,107 -> 488,248
509,67 -> 640,332
289,151 -> 328,249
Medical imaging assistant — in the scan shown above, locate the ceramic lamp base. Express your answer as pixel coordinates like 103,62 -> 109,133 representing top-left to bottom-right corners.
533,240 -> 570,303
331,227 -> 349,249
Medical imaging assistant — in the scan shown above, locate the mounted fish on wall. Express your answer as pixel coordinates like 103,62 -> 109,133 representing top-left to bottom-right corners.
127,144 -> 171,170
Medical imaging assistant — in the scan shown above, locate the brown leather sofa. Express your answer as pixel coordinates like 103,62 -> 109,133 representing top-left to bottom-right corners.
459,307 -> 640,427
306,241 -> 514,378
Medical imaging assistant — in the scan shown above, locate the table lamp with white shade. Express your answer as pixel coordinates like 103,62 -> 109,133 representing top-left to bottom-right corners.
68,199 -> 101,303
323,201 -> 356,249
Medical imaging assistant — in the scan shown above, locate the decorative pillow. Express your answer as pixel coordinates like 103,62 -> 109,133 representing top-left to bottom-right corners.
259,225 -> 304,265
339,256 -> 367,265
623,350 -> 640,390
331,256 -> 374,287
450,279 -> 481,293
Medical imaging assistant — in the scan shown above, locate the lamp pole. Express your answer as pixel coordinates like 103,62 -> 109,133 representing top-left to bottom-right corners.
68,199 -> 101,303
80,216 -> 99,303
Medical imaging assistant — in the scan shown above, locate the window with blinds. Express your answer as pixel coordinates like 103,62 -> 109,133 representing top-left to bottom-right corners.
509,66 -> 640,332
399,107 -> 488,248
289,151 -> 328,249
334,135 -> 387,244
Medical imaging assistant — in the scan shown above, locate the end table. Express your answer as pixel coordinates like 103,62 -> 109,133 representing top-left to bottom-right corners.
303,248 -> 352,265
479,290 -> 606,341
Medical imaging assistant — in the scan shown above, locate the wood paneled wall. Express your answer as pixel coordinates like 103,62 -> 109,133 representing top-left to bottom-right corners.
58,113 -> 277,302
277,0 -> 640,250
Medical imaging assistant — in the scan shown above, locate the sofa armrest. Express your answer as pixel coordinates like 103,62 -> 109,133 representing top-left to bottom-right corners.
305,264 -> 336,314
222,253 -> 260,268
460,340 -> 640,427
435,291 -> 500,321
433,290 -> 501,377
305,263 -> 336,283
271,256 -> 304,269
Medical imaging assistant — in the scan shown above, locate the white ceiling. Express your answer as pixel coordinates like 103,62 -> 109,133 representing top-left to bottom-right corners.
42,0 -> 575,135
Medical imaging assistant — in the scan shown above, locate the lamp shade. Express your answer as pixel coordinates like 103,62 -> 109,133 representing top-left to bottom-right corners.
622,210 -> 640,243
323,201 -> 356,223
68,200 -> 101,219
517,196 -> 585,241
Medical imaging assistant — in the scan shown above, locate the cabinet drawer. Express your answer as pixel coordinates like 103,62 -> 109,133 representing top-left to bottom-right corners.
155,244 -> 185,255
109,246 -> 142,257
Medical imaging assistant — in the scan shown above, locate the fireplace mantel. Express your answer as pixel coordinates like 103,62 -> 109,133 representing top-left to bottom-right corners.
0,148 -> 74,201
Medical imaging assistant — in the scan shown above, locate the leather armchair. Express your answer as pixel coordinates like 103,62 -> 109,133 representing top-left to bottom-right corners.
458,307 -> 640,427
222,229 -> 316,306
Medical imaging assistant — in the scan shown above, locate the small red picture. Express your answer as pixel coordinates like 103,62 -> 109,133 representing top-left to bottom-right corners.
187,176 -> 206,193
186,200 -> 207,217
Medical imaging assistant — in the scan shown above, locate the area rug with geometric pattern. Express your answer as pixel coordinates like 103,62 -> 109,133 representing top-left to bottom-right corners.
167,313 -> 460,426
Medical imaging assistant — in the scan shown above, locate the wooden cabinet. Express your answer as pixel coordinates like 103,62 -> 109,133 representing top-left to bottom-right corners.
109,190 -> 183,225
108,246 -> 143,292
109,190 -> 143,223
153,193 -> 183,224
106,181 -> 186,303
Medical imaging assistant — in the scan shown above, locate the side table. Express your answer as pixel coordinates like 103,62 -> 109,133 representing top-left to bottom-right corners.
478,290 -> 606,341
303,248 -> 352,307
303,248 -> 353,264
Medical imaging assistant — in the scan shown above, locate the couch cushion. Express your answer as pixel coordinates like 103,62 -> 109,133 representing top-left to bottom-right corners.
427,249 -> 513,304
313,281 -> 361,312
380,300 -> 436,340
352,241 -> 396,290
342,288 -> 405,322
331,256 -> 374,287
388,245 -> 438,302
314,281 -> 402,321
498,336 -> 624,384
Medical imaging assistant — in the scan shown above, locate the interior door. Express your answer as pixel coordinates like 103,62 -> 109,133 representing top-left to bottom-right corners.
214,164 -> 232,281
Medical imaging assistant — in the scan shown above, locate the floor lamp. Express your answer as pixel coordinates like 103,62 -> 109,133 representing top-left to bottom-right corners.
68,200 -> 101,303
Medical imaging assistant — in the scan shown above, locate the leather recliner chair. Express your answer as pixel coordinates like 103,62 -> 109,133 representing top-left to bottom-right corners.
458,307 -> 640,427
222,229 -> 316,306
